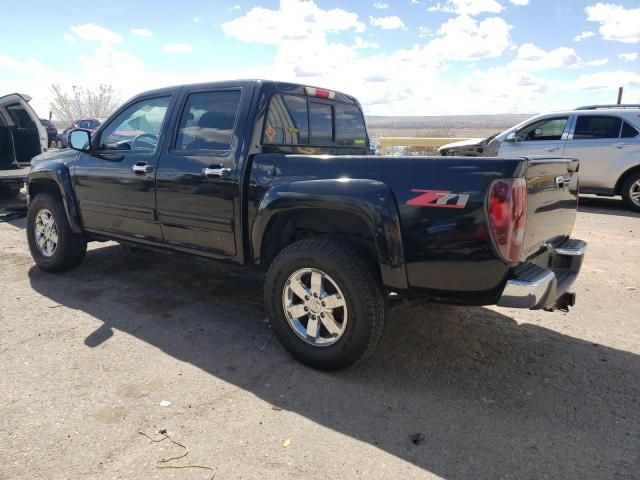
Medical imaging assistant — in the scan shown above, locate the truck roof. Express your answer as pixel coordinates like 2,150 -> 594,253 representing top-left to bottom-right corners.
127,79 -> 359,105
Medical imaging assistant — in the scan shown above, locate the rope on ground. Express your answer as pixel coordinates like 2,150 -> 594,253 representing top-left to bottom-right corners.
138,429 -> 216,480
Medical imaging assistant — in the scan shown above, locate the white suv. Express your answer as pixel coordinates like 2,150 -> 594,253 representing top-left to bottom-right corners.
439,105 -> 640,212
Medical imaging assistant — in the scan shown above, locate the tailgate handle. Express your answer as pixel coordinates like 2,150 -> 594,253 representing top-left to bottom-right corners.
545,146 -> 559,152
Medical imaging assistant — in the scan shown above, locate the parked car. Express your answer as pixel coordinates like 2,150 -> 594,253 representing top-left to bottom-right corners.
56,118 -> 102,148
39,119 -> 57,147
26,80 -> 586,369
439,105 -> 640,211
0,93 -> 47,197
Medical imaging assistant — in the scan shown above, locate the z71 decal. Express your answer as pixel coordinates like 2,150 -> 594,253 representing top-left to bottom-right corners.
406,189 -> 470,209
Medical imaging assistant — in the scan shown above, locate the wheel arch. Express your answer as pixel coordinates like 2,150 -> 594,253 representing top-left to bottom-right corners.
614,164 -> 640,195
28,162 -> 83,234
251,179 -> 408,290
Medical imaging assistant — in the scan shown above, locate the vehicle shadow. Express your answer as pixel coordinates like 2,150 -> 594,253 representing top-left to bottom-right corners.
579,195 -> 640,218
28,244 -> 639,479
0,188 -> 27,224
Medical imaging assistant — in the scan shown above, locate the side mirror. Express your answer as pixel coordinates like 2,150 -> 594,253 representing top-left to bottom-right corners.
69,129 -> 91,152
506,132 -> 517,142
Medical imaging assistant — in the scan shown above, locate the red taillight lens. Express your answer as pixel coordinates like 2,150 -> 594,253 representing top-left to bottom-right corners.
487,178 -> 527,263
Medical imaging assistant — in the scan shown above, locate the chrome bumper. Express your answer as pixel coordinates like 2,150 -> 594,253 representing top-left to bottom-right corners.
497,239 -> 586,310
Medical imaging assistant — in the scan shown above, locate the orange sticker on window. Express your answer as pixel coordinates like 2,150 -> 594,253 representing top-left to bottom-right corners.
265,125 -> 275,142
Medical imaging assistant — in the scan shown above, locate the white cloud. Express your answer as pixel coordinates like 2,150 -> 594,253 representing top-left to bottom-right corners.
63,34 -> 76,43
353,37 -> 380,49
221,0 -> 365,45
568,70 -> 640,91
70,23 -> 122,44
162,44 -> 193,54
619,52 -> 638,62
418,26 -> 431,38
573,31 -> 594,42
512,43 -> 579,70
586,2 -> 640,44
193,16 -> 201,23
131,28 -> 154,37
424,15 -> 512,61
369,15 -> 406,30
584,58 -> 609,67
428,0 -> 504,16
373,2 -> 389,8
232,5 -> 241,10
509,0 -> 529,5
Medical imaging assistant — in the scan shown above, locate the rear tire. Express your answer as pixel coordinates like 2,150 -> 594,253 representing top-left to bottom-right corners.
27,193 -> 87,272
621,172 -> 640,213
264,237 -> 385,370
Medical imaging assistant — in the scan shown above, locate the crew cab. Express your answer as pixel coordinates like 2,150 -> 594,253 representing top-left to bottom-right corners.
26,80 -> 586,369
0,93 -> 47,197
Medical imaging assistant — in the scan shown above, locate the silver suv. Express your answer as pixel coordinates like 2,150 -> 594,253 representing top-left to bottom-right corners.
439,105 -> 640,212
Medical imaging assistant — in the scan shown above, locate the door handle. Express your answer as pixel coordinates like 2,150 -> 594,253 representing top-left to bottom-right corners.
203,165 -> 231,178
613,142 -> 625,149
131,162 -> 153,174
544,146 -> 559,152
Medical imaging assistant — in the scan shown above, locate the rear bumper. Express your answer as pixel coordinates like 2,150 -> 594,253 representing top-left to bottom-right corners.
497,238 -> 586,310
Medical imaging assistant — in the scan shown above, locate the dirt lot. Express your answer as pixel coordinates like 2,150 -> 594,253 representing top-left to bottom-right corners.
1,191 -> 639,480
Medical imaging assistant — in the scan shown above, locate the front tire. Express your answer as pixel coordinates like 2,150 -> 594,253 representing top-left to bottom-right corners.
264,237 -> 385,370
621,172 -> 640,213
27,193 -> 87,272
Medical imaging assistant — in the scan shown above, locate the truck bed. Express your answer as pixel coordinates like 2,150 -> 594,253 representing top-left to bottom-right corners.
0,166 -> 29,180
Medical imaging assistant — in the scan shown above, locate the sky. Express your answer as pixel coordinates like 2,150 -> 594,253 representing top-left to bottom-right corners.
0,0 -> 639,118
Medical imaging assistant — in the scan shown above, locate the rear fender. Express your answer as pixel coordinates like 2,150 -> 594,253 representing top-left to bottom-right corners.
252,179 -> 408,290
28,160 -> 83,234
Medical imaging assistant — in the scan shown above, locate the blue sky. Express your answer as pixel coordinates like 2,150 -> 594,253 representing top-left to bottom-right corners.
1,0 -> 638,117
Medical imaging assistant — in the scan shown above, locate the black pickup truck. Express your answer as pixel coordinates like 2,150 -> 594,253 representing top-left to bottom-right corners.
26,80 -> 586,369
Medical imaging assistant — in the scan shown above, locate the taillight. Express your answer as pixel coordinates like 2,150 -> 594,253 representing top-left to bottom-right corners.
487,177 -> 527,263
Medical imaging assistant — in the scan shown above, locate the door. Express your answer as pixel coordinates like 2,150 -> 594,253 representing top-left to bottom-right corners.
562,115 -> 639,190
155,89 -> 244,256
0,94 -> 46,166
498,116 -> 570,157
74,95 -> 172,240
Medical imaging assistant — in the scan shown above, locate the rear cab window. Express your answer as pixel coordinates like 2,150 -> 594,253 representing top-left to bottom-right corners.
263,92 -> 367,148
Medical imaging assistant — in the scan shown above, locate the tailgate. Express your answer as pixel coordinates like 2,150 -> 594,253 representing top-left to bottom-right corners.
522,156 -> 579,259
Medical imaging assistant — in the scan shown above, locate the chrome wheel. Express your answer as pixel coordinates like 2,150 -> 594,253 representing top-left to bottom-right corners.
34,208 -> 58,257
630,180 -> 640,207
282,268 -> 348,347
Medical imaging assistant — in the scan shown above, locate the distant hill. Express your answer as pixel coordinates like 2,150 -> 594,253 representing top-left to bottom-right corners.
365,114 -> 534,139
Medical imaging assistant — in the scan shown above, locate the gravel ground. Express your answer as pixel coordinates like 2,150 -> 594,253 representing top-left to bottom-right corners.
0,191 -> 639,480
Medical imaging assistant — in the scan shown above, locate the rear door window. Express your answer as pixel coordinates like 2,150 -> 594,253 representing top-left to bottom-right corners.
175,90 -> 241,151
574,115 -> 622,139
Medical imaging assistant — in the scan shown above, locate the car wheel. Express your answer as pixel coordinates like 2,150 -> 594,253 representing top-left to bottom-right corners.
27,193 -> 87,272
265,237 -> 385,370
621,172 -> 640,213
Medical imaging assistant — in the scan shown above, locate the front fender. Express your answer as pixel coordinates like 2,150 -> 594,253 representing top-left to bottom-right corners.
28,160 -> 83,234
252,179 -> 408,290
